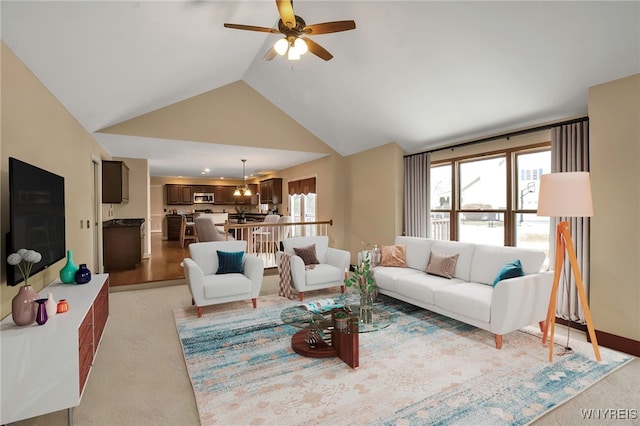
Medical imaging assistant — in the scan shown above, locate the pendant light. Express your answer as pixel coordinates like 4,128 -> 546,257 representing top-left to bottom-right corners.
233,159 -> 252,197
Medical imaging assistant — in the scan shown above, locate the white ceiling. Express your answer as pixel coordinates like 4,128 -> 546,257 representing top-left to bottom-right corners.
2,1 -> 638,178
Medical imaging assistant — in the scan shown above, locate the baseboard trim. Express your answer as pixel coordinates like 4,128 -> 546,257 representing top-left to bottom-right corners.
554,317 -> 639,357
593,329 -> 640,357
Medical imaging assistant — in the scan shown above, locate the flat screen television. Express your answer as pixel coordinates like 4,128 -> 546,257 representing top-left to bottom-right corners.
6,157 -> 65,285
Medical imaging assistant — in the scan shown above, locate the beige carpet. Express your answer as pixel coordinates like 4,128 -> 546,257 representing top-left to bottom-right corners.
14,275 -> 639,425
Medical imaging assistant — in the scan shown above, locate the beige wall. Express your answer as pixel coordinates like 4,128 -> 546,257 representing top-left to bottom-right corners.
344,143 -> 405,263
1,42 -> 110,318
589,73 -> 640,342
98,80 -> 336,157
430,129 -> 551,162
276,155 -> 348,250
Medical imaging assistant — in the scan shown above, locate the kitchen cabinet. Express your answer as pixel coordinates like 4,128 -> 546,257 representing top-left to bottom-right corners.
103,219 -> 144,271
102,160 -> 129,203
1,275 -> 109,425
213,186 -> 236,205
192,185 -> 215,193
260,178 -> 283,204
166,184 -> 193,205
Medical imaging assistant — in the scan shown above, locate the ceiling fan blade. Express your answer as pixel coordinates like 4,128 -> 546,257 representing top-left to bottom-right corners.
264,47 -> 278,61
223,23 -> 280,34
276,0 -> 296,29
303,20 -> 356,35
303,37 -> 333,61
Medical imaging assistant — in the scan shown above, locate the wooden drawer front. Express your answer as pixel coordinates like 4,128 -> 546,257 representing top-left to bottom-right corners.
94,283 -> 109,345
78,306 -> 94,394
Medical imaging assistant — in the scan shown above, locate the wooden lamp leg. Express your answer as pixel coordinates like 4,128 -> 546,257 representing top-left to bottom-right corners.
543,222 -> 601,362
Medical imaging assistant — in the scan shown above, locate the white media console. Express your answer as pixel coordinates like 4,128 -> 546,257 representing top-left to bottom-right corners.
1,274 -> 109,424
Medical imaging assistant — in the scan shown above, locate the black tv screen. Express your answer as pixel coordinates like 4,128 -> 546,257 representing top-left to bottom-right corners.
6,157 -> 65,285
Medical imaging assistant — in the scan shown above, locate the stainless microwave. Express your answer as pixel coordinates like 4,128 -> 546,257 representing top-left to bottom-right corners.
193,193 -> 214,204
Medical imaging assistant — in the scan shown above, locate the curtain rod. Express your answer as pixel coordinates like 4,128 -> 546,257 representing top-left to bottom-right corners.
404,116 -> 589,158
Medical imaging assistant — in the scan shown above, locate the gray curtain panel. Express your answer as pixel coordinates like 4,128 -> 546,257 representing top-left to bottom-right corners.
403,153 -> 431,237
551,121 -> 590,324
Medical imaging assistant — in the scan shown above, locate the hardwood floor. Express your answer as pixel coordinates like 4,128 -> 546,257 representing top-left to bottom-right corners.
108,233 -> 189,287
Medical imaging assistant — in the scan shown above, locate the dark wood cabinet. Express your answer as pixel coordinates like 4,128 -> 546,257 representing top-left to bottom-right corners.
166,184 -> 193,205
166,214 -> 194,241
260,178 -> 283,204
103,222 -> 143,271
102,160 -> 129,203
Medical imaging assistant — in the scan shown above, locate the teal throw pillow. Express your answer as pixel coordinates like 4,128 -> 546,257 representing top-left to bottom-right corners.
216,250 -> 244,274
492,259 -> 524,287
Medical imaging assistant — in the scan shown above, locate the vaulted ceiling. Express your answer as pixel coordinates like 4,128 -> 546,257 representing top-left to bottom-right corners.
2,1 -> 638,178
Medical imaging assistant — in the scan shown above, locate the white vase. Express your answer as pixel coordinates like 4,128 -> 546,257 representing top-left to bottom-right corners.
45,293 -> 57,317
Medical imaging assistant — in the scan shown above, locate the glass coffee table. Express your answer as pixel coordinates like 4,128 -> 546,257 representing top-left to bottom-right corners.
280,295 -> 393,368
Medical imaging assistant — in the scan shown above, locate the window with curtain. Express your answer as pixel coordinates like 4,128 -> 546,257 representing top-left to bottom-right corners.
288,177 -> 317,237
429,144 -> 550,263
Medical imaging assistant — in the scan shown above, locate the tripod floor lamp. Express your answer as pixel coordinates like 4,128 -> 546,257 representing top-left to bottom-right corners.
537,172 -> 601,362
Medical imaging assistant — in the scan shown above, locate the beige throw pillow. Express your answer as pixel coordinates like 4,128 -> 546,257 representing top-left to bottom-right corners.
425,251 -> 459,279
380,244 -> 407,267
293,244 -> 320,265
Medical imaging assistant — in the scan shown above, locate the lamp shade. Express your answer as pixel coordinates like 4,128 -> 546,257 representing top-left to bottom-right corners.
537,172 -> 593,217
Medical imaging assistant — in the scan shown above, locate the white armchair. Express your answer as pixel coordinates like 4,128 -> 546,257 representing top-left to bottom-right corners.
183,240 -> 264,317
276,236 -> 350,301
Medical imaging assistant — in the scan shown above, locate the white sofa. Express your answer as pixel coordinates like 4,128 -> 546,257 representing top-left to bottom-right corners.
184,240 -> 264,317
373,236 -> 553,349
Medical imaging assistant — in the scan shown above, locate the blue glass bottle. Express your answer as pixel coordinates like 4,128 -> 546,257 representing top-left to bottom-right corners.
74,264 -> 91,284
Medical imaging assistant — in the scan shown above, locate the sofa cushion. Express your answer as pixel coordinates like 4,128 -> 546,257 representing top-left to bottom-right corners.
216,250 -> 244,274
395,273 -> 464,305
293,244 -> 320,265
425,252 -> 459,279
380,244 -> 407,267
492,259 -> 524,287
372,266 -> 422,292
470,244 -> 545,286
434,282 -> 493,323
395,236 -> 434,270
203,274 -> 252,298
429,240 -> 476,281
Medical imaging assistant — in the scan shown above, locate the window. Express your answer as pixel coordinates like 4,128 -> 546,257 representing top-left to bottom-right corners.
429,145 -> 550,257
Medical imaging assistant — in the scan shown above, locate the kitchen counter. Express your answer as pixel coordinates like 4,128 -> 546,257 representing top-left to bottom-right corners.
103,218 -> 145,228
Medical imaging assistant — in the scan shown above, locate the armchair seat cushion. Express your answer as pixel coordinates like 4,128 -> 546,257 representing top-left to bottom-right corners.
305,264 -> 344,287
203,274 -> 252,299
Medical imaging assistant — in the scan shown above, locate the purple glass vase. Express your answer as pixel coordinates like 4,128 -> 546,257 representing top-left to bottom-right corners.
35,299 -> 48,325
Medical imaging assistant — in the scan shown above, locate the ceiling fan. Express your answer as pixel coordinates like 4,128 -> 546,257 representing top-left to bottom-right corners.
224,0 -> 356,61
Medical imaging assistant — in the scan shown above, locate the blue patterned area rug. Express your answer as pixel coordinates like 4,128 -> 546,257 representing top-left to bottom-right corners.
173,293 -> 632,426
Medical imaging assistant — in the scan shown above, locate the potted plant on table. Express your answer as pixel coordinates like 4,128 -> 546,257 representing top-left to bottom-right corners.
344,250 -> 376,323
235,206 -> 247,224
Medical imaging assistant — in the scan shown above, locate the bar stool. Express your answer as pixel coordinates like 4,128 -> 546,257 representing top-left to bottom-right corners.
180,214 -> 198,247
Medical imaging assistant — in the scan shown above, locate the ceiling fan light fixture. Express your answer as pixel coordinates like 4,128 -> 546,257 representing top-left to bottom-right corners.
274,38 -> 288,55
287,48 -> 301,61
293,37 -> 308,55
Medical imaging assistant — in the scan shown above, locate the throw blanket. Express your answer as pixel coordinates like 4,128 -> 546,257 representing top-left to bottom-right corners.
277,252 -> 294,299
